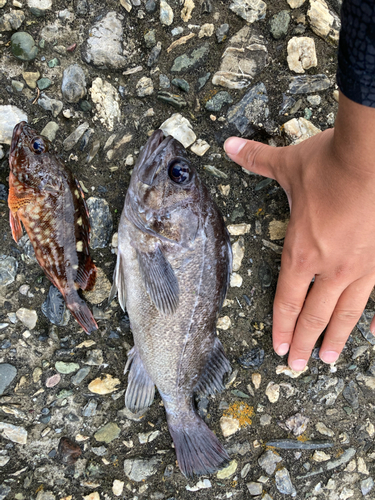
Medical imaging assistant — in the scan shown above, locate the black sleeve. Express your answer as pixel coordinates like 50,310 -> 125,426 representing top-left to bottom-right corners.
337,0 -> 375,107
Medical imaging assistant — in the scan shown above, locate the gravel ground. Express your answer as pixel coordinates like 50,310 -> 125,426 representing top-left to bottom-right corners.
1,0 -> 375,499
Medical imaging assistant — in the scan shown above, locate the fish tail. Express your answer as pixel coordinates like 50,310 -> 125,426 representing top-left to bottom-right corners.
65,292 -> 98,334
167,410 -> 229,478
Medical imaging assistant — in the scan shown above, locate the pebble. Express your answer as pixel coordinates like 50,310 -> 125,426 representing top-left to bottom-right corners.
94,422 -> 120,443
316,422 -> 335,437
229,0 -> 267,23
160,113 -> 196,148
227,223 -> 251,236
90,78 -> 121,131
160,0 -> 173,25
204,165 -> 228,179
38,94 -> 63,118
269,220 -> 288,240
124,456 -> 161,481
289,74 -> 331,94
287,0 -> 306,6
171,78 -> 189,92
148,42 -> 162,67
216,23 -> 229,43
357,310 -> 375,345
0,486 -> 11,500
342,380 -> 359,409
16,308 -> 37,329
171,43 -> 209,73
198,23 -> 214,38
270,10 -> 290,39
258,450 -> 282,474
45,374 -> 61,388
230,273 -> 243,288
136,76 -> 154,97
82,12 -> 127,68
205,91 -> 233,112
0,106 -> 27,145
326,448 -> 356,470
61,64 -> 87,103
190,139 -> 210,156
217,316 -> 231,330
232,237 -> 245,272
42,285 -> 70,326
157,91 -> 186,109
238,347 -> 264,369
138,430 -> 160,444
0,10 -> 25,31
265,382 -> 280,403
84,349 -> 104,366
11,31 -> 38,61
82,399 -> 97,417
0,364 -> 17,395
88,374 -> 121,394
361,477 -> 374,495
220,416 -> 239,437
247,482 -> 263,496
159,74 -> 170,89
40,122 -> 59,142
276,365 -> 308,378
186,479 -> 212,491
0,422 -> 27,444
252,373 -> 261,389
213,26 -> 268,89
112,479 -> 124,496
0,255 -> 18,285
307,0 -> 340,45
27,0 -> 51,9
307,95 -> 321,106
283,117 -> 321,145
55,361 -> 80,374
86,197 -> 113,249
181,0 -> 194,22
83,494 -> 99,500
217,460 -> 237,479
275,467 -> 296,496
287,37 -> 317,73
58,437 -> 82,464
227,83 -> 269,135
313,450 -> 331,462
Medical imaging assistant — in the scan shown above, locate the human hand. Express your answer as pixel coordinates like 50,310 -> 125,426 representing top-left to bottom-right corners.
224,93 -> 375,371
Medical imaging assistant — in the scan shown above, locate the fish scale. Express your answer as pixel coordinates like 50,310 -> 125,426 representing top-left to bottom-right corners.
8,121 -> 97,334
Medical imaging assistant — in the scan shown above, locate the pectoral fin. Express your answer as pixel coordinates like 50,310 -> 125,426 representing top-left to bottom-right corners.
109,249 -> 126,310
137,246 -> 179,315
9,211 -> 23,243
194,337 -> 232,397
125,347 -> 155,413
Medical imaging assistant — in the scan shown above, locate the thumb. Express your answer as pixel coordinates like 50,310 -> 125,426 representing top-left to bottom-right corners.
224,137 -> 283,180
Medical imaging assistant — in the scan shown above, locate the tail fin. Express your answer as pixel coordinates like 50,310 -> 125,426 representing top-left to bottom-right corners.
66,294 -> 98,334
168,413 -> 229,478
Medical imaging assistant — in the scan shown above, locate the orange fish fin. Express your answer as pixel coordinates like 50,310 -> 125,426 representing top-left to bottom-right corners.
65,291 -> 97,334
75,256 -> 97,291
9,211 -> 23,243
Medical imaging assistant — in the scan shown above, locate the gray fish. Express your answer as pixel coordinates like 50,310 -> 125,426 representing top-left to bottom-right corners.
111,130 -> 232,477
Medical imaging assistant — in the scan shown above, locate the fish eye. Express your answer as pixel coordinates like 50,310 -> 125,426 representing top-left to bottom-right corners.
168,159 -> 192,185
32,137 -> 46,154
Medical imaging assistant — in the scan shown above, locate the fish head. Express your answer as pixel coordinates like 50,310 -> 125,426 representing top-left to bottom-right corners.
127,130 -> 202,245
9,121 -> 53,187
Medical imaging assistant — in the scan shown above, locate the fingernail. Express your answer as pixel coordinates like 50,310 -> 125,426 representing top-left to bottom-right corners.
320,351 -> 339,364
290,359 -> 306,372
224,137 -> 247,156
276,343 -> 289,356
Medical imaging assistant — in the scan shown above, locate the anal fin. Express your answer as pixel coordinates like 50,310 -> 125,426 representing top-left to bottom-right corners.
9,211 -> 23,243
125,347 -> 155,413
194,337 -> 231,397
109,249 -> 126,309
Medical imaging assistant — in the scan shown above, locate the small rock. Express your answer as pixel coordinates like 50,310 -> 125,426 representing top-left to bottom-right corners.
230,0 -> 267,23
71,367 -> 90,386
217,460 -> 237,479
83,267 -> 111,304
252,373 -> 261,389
0,364 -> 17,395
160,113 -> 196,148
307,0 -> 340,45
307,95 -> 321,106
0,9 -> 25,31
198,23 -> 214,38
287,37 -> 317,73
61,64 -> 87,103
0,255 -> 18,285
171,43 -> 209,73
38,93 -> 63,118
42,285 -> 70,326
269,220 -> 289,240
326,448 -> 356,470
58,437 -> 82,464
0,485 -> 11,500
276,365 -> 308,378
86,197 -> 113,249
287,0 -> 306,6
190,139 -> 210,156
216,23 -> 229,43
138,430 -> 160,444
112,480 -> 124,497
217,316 -> 231,330
313,450 -> 331,462
283,117 -> 321,145
136,76 -> 154,97
247,482 -> 263,496
232,237 -> 245,272
159,74 -> 170,89
16,308 -> 37,329
0,106 -> 27,145
160,0 -> 173,25
227,223 -> 251,236
258,450 -> 282,475
82,399 -> 97,417
40,122 -> 60,142
196,72 -> 210,91
90,78 -> 121,131
46,374 -> 61,388
227,83 -> 269,135
352,345 -> 369,359
181,0 -> 194,22
205,91 -> 233,112
316,422 -> 335,437
144,29 -> 156,48
238,347 -> 264,369
342,380 -> 359,409
11,31 -> 38,61
94,422 -> 120,443
275,467 -> 296,495
220,416 -> 239,437
84,349 -> 104,366
186,479 -> 212,491
260,414 -> 272,426
124,456 -> 161,482
27,0 -> 51,9
55,361 -> 80,374
157,91 -> 187,109
265,381 -> 280,403
88,374 -> 121,394
259,262 -> 272,288
361,477 -> 374,496
83,494 -> 99,500
357,310 -> 375,345
230,273 -> 243,287
0,422 -> 27,444
171,78 -> 189,92
270,10 -> 290,39
289,74 -> 331,94
148,42 -> 162,67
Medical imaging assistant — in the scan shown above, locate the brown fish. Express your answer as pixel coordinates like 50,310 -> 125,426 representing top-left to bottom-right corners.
111,130 -> 232,477
8,121 -> 97,334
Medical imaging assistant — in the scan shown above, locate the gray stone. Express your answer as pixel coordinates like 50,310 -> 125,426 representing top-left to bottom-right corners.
136,77 -> 154,97
171,78 -> 189,92
82,398 -> 97,416
38,93 -> 63,118
94,422 -> 120,443
275,467 -> 296,495
247,482 -> 263,496
197,72 -> 210,91
0,364 -> 17,395
36,492 -> 55,500
72,367 -> 91,386
61,64 -> 87,103
357,310 -> 375,345
326,448 -> 356,470
0,484 -> 11,500
227,83 -> 269,136
230,0 -> 267,23
92,446 -> 107,456
87,197 -> 113,249
55,361 -> 80,374
16,308 -> 37,329
0,422 -> 27,444
171,43 -> 209,73
216,23 -> 229,43
342,381 -> 359,409
258,450 -> 282,475
361,477 -> 374,496
27,0 -> 52,10
0,255 -> 17,285
76,0 -> 88,16
41,285 -> 70,326
84,349 -> 104,366
280,413 -> 309,436
0,10 -> 25,31
0,105 -> 27,145
124,457 -> 162,481
40,121 -> 59,142
159,74 -> 170,89
148,42 -> 162,67
157,91 -> 186,109
160,0 -> 173,26
270,10 -> 290,39
289,74 -> 331,94
37,77 -> 52,90
11,31 -> 38,61
63,122 -> 90,151
144,29 -> 156,48
145,0 -> 156,13
81,12 -> 128,68
205,91 -> 233,112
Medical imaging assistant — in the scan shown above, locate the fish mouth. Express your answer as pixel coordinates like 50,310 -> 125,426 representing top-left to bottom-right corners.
135,130 -> 185,186
9,121 -> 32,157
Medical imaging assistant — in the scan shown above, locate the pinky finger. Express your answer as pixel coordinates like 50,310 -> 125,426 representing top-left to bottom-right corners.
320,276 -> 375,364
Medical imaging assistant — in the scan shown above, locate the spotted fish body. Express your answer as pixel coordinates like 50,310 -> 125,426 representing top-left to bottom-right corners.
111,130 -> 232,477
8,121 -> 97,333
